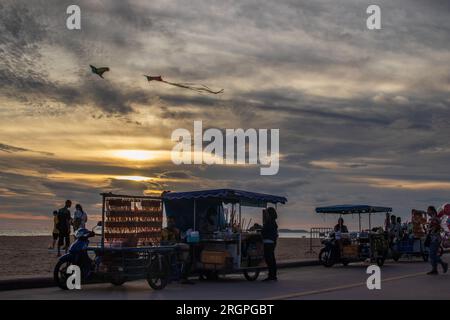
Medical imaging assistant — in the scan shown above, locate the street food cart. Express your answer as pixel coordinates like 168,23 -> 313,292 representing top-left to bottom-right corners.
54,193 -> 176,290
162,189 -> 287,281
391,209 -> 429,262
315,205 -> 390,267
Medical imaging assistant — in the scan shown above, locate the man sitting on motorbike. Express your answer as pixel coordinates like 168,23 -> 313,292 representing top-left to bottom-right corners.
333,217 -> 349,256
334,217 -> 349,233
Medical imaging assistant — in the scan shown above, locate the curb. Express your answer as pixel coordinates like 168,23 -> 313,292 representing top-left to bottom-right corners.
2,251 -> 448,292
278,260 -> 321,268
0,260 -> 319,292
0,277 -> 54,291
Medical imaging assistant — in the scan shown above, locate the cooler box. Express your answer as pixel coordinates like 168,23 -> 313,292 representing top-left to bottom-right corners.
201,250 -> 230,264
342,244 -> 359,257
201,250 -> 232,269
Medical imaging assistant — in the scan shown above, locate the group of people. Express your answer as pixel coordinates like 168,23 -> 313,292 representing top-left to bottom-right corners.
330,206 -> 448,276
385,214 -> 405,242
49,200 -> 88,256
384,206 -> 448,275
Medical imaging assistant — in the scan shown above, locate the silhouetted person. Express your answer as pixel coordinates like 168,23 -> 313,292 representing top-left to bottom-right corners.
427,206 -> 448,275
262,207 -> 278,281
334,217 -> 348,233
49,210 -> 59,249
73,203 -> 87,231
57,200 -> 72,256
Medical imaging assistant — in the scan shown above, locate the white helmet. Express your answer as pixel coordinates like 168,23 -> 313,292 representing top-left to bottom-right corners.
75,228 -> 91,239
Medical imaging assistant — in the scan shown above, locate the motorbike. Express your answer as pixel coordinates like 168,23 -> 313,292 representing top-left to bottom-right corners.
319,230 -> 388,267
53,226 -> 103,290
319,232 -> 340,267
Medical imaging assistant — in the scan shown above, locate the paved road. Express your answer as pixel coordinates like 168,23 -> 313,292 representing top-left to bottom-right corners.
1,256 -> 448,300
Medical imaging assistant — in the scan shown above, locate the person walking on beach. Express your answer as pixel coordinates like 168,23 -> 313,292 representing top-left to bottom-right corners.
73,204 -> 88,231
48,210 -> 59,249
426,206 -> 448,275
262,207 -> 278,282
57,200 -> 72,256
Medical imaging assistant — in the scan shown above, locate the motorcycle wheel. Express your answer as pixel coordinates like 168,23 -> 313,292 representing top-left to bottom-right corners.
111,276 -> 126,286
243,269 -> 260,281
54,260 -> 72,290
392,252 -> 401,262
319,248 -> 335,267
376,257 -> 385,267
147,254 -> 169,290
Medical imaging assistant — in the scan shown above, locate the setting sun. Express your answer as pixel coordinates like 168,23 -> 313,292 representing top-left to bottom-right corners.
112,150 -> 156,161
114,176 -> 153,182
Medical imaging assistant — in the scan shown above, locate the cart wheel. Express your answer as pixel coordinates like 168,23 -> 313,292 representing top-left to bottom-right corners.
392,252 -> 401,262
111,277 -> 126,286
243,269 -> 260,281
204,270 -> 219,281
422,253 -> 429,262
376,257 -> 385,267
147,254 -> 169,290
53,259 -> 72,290
319,248 -> 335,267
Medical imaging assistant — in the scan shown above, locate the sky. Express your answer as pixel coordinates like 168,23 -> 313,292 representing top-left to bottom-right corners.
0,0 -> 449,233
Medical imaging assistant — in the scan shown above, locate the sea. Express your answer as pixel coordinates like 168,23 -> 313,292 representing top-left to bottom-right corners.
0,219 -> 311,238
278,232 -> 310,238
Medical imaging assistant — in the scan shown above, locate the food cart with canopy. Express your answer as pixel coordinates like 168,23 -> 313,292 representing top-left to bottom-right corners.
59,193 -> 176,290
315,204 -> 391,267
163,189 -> 287,281
391,209 -> 430,262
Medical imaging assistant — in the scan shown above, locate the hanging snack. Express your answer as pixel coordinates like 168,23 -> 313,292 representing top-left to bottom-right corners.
104,195 -> 163,246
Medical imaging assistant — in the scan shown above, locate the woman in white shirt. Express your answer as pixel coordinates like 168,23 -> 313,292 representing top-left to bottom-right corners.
73,203 -> 88,231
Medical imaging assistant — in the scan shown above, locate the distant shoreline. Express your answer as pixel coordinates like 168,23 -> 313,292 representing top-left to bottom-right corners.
1,228 -> 311,237
278,229 -> 309,233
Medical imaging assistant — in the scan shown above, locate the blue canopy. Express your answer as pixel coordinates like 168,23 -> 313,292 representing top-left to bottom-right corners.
163,188 -> 287,206
315,204 -> 392,214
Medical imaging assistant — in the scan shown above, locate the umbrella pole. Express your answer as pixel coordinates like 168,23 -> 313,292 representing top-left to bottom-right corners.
101,194 -> 105,249
239,202 -> 242,229
193,199 -> 196,231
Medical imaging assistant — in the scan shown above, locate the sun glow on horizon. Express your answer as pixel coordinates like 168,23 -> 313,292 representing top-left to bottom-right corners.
111,149 -> 158,161
114,175 -> 153,182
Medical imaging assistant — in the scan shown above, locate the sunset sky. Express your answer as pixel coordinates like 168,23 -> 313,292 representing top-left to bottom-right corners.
0,0 -> 449,233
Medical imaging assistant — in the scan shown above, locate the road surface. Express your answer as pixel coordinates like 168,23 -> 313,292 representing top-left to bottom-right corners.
0,256 -> 448,300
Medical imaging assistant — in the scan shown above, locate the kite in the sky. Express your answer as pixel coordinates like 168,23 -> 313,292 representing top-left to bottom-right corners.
144,75 -> 224,94
90,65 -> 110,78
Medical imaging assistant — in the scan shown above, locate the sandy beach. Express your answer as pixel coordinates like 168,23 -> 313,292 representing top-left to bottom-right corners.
0,236 -> 321,280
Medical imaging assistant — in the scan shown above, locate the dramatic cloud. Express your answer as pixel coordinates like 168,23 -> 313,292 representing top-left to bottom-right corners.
0,0 -> 449,232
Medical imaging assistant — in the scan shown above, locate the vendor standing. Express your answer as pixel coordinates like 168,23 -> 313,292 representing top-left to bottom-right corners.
262,207 -> 278,282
